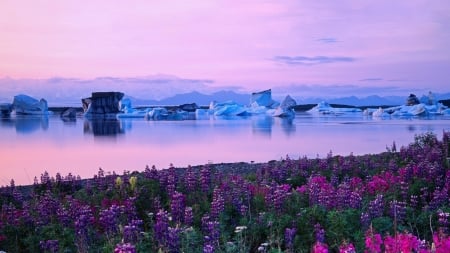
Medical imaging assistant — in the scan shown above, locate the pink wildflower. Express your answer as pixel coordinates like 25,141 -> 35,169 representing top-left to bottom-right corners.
339,241 -> 356,253
312,241 -> 329,253
364,227 -> 383,253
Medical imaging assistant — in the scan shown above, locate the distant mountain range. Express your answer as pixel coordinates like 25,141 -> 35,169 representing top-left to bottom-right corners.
127,90 -> 252,106
2,89 -> 450,108
127,91 -> 450,107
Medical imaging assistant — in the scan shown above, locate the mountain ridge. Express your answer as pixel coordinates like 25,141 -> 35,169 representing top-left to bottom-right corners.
2,89 -> 450,108
128,91 -> 450,107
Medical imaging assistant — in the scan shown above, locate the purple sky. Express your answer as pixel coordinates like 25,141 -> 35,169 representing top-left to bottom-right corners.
1,0 -> 449,98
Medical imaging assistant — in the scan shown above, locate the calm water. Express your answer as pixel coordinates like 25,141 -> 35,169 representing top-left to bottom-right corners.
1,113 -> 449,185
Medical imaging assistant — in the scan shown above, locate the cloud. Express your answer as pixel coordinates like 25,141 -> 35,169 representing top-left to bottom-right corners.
359,78 -> 383,82
316,37 -> 338,43
0,75 -> 219,105
272,56 -> 355,66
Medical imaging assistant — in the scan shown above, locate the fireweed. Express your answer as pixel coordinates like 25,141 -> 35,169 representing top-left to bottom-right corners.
0,132 -> 448,252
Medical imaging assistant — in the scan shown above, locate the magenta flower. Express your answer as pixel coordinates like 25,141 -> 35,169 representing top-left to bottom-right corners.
312,241 -> 329,253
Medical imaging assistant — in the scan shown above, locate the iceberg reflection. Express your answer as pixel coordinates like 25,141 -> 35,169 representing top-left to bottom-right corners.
83,118 -> 125,136
0,115 -> 49,134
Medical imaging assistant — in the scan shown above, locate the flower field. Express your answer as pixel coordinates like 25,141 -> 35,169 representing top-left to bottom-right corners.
1,132 -> 449,252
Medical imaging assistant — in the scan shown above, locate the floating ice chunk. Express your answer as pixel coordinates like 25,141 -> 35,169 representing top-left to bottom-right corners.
270,95 -> 297,118
146,107 -> 192,120
251,89 -> 278,108
147,107 -> 169,120
117,109 -> 149,119
119,98 -> 134,113
307,101 -> 333,114
211,101 -> 248,116
195,108 -> 211,119
116,98 -> 150,118
307,101 -> 361,114
372,107 -> 390,118
386,102 -> 449,117
12,94 -> 50,115
247,104 -> 269,115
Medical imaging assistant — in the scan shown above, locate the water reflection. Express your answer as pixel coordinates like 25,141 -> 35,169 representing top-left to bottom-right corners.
83,118 -> 125,136
251,116 -> 296,137
0,116 -> 49,134
278,117 -> 296,136
252,115 -> 273,137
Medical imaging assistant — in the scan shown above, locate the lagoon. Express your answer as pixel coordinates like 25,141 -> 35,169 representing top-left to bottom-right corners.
1,112 -> 449,185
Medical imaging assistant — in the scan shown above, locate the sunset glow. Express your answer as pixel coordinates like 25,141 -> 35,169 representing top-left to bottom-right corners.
1,0 -> 449,95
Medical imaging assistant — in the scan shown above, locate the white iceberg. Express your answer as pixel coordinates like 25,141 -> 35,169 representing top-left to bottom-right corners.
372,107 -> 391,118
146,107 -> 192,120
269,95 -> 297,118
12,94 -> 50,115
211,101 -> 248,116
251,89 -> 278,108
307,101 -> 361,115
386,102 -> 449,117
117,98 -> 149,119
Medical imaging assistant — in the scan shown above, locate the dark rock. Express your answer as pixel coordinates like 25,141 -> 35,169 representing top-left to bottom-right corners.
60,108 -> 78,118
439,99 -> 450,107
0,103 -> 12,116
82,92 -> 124,116
179,103 -> 198,112
406,94 -> 420,106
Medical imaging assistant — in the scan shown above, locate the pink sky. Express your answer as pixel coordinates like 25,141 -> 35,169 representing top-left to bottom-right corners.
1,0 -> 449,94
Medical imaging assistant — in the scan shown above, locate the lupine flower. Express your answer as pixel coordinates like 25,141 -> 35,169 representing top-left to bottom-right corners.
184,207 -> 193,226
284,227 -> 297,251
167,226 -> 182,252
437,210 -> 449,234
314,223 -> 325,243
40,239 -> 59,253
203,243 -> 214,253
144,165 -> 159,180
239,204 -> 248,216
154,209 -> 169,248
123,219 -> 143,244
368,194 -> 384,219
200,165 -> 212,193
210,187 -> 225,219
170,191 -> 185,224
99,204 -> 122,234
185,165 -> 197,191
114,242 -> 137,253
389,200 -> 406,224
266,184 -> 291,212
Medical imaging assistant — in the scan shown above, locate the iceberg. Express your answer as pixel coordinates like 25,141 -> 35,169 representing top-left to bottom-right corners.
117,98 -> 149,119
251,89 -> 279,108
146,107 -> 192,120
386,103 -> 449,117
208,90 -> 297,118
12,94 -> 49,115
307,101 -> 361,115
211,101 -> 248,116
269,95 -> 297,118
82,92 -> 124,118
